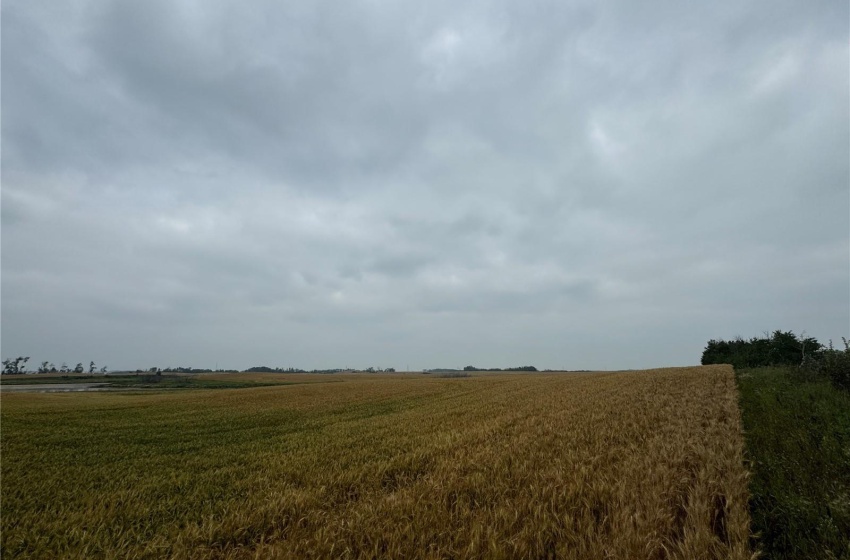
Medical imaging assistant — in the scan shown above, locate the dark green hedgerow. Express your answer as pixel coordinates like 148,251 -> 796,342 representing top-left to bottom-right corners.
736,366 -> 850,559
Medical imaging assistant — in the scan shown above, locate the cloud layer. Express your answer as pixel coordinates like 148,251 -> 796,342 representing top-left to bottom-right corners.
2,0 -> 848,370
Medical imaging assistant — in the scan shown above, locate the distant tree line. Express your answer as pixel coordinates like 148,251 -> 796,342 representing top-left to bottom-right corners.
462,365 -> 538,372
243,366 -> 396,374
702,330 -> 849,391
421,366 -> 539,373
1,358 -> 404,376
2,358 -> 107,375
133,367 -> 230,374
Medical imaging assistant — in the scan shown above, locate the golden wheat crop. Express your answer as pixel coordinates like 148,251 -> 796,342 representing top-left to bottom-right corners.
1,366 -> 752,559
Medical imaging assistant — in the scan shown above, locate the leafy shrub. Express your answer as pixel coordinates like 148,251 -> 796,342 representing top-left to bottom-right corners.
822,338 -> 850,391
796,337 -> 850,391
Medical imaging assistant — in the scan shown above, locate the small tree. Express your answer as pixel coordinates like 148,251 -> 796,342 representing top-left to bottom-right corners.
74,363 -> 84,374
100,366 -> 108,374
60,363 -> 70,373
39,361 -> 50,374
822,338 -> 850,391
89,361 -> 96,374
2,357 -> 30,375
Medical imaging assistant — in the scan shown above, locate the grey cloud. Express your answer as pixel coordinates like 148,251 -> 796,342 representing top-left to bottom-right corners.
2,0 -> 847,371
368,253 -> 435,279
84,1 -> 435,189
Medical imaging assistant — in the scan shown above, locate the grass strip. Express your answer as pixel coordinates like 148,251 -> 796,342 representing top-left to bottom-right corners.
736,366 -> 850,559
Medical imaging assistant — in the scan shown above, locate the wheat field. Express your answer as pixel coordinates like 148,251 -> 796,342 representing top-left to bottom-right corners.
1,366 -> 752,559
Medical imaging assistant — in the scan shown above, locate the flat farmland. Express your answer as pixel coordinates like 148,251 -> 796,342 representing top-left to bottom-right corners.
1,366 -> 752,559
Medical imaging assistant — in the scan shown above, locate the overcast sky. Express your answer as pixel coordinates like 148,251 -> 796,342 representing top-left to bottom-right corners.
2,0 -> 848,372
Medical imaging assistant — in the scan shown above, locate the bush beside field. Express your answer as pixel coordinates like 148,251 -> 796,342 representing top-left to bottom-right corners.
703,331 -> 850,393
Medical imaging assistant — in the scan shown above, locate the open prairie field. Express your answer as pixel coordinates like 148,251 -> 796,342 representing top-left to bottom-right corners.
1,366 -> 751,559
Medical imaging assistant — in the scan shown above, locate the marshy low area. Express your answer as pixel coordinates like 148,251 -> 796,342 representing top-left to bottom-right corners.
0,373 -> 300,392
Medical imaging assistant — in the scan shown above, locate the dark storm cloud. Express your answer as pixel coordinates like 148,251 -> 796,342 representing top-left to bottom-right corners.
2,0 -> 847,371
